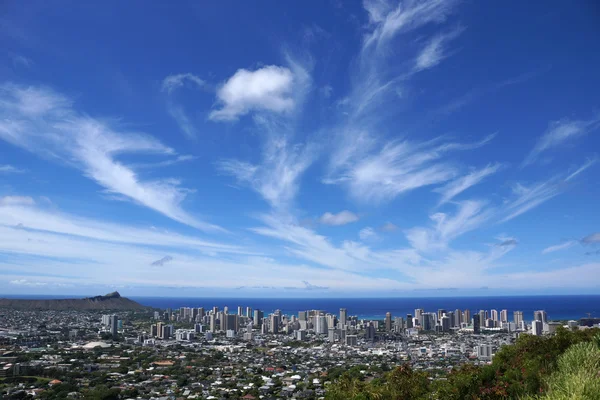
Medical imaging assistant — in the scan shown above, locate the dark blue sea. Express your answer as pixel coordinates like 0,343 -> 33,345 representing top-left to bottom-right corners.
129,295 -> 599,322
2,295 -> 598,321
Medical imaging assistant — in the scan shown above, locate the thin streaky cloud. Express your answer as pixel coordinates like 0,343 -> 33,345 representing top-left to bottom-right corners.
435,163 -> 503,205
414,26 -> 464,72
523,115 -> 600,166
542,240 -> 577,254
0,164 -> 25,173
161,73 -> 205,94
565,157 -> 597,182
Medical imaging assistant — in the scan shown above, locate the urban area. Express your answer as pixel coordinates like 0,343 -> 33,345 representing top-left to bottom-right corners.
0,301 -> 598,399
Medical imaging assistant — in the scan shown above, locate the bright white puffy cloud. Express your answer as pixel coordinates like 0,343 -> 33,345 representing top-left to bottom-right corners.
210,65 -> 295,121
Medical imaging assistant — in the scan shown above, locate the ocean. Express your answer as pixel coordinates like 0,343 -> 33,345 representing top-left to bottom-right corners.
2,294 -> 598,321
129,295 -> 600,322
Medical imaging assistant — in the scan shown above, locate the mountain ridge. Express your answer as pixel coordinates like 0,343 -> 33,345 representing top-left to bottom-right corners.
0,291 -> 147,310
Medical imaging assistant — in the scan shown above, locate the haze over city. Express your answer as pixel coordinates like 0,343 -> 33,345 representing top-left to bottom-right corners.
1,0 -> 599,297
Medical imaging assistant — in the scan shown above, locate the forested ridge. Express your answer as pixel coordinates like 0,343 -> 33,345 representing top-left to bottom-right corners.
326,328 -> 600,400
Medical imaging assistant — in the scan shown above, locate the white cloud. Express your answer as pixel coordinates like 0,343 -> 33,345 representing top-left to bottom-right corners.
10,279 -> 47,286
0,201 -> 246,254
210,65 -> 295,121
500,180 -> 561,223
523,116 -> 600,166
0,196 -> 35,206
319,211 -> 359,226
405,200 -> 491,251
161,73 -> 205,94
326,134 -> 494,204
414,27 -> 464,72
0,83 -> 222,232
542,240 -> 577,254
218,135 -> 315,210
363,0 -> 459,51
434,163 -> 502,205
161,73 -> 205,138
359,227 -> 377,241
565,157 -> 597,181
0,164 -> 24,173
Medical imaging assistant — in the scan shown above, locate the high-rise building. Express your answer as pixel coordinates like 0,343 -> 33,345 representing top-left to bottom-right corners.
437,309 -> 447,322
478,310 -> 487,325
532,320 -> 543,336
500,309 -> 508,323
414,309 -> 424,325
473,314 -> 481,334
385,312 -> 392,331
212,306 -> 219,315
441,315 -> 450,332
393,317 -> 404,333
314,315 -> 328,334
298,311 -> 307,321
253,309 -> 263,327
463,309 -> 471,325
339,308 -> 347,325
534,310 -> 547,324
246,306 -> 252,318
110,315 -> 118,338
454,309 -> 462,327
209,314 -> 217,332
237,306 -> 243,316
328,327 -> 336,342
406,314 -> 413,329
223,306 -> 229,314
366,322 -> 376,341
491,309 -> 498,322
514,311 -> 523,326
269,314 -> 280,334
156,322 -> 164,338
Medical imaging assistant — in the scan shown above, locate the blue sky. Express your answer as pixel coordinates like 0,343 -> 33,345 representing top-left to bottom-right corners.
1,0 -> 599,297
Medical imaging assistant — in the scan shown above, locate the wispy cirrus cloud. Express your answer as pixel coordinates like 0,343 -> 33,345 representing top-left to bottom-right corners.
210,65 -> 296,121
414,26 -> 464,72
161,73 -> 205,94
319,210 -> 359,226
0,164 -> 24,173
326,134 -> 495,204
523,116 -> 600,166
405,200 -> 492,251
0,83 -> 223,232
218,135 -> 315,210
499,157 -> 596,224
161,73 -> 206,139
434,162 -> 503,205
542,240 -> 577,254
362,0 -> 459,51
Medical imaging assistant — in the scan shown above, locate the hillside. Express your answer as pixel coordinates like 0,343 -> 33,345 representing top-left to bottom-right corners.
0,291 -> 147,310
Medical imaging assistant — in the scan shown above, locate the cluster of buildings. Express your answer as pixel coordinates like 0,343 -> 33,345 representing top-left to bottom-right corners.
0,304 -> 595,399
136,304 -> 568,343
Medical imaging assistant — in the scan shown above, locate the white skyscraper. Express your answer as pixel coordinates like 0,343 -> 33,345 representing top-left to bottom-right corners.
500,309 -> 508,323
490,309 -> 498,322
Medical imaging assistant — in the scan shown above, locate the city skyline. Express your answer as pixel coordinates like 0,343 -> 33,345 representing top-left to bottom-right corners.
1,1 -> 600,296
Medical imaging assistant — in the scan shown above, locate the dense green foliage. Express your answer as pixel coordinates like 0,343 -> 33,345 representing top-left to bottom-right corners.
326,328 -> 600,400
